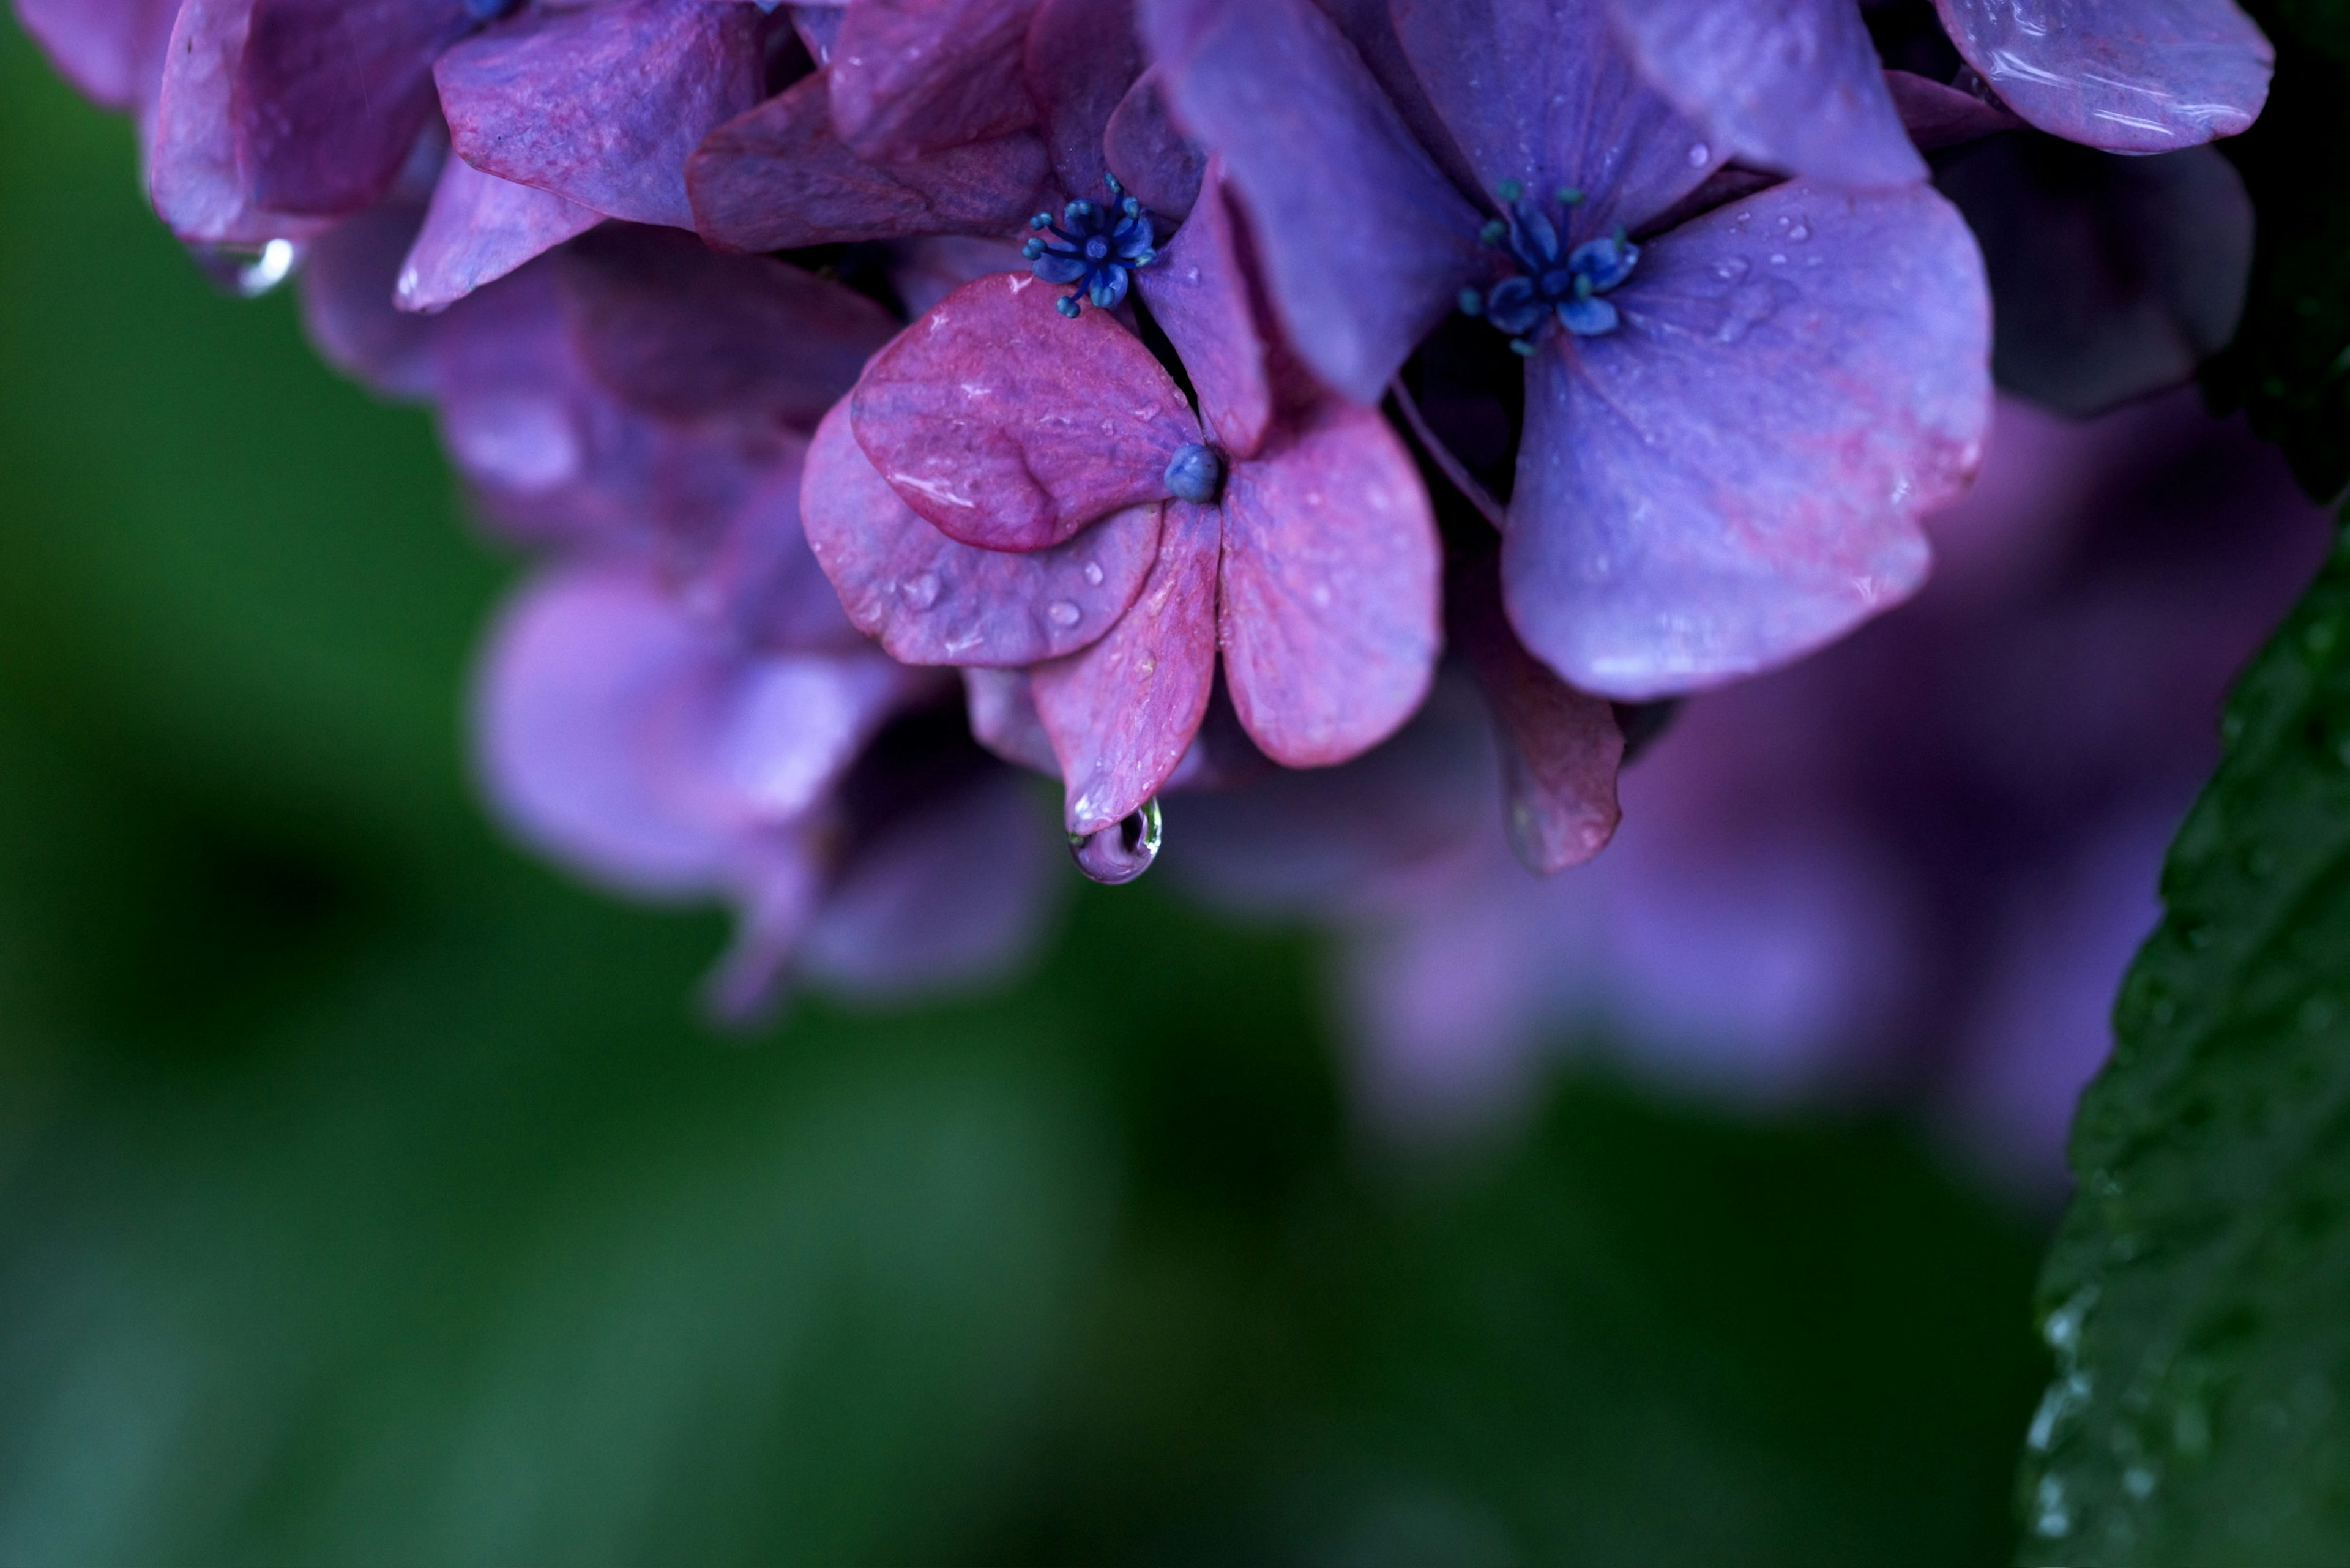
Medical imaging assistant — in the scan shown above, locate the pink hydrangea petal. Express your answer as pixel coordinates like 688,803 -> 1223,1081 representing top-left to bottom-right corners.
397,152 -> 603,314
687,72 -> 1048,253
1102,68 -> 1204,222
1024,0 -> 1140,201
1217,399 -> 1441,767
1884,67 -> 2024,152
1935,0 -> 2272,152
437,0 -> 766,229
964,668 -> 1061,775
151,0 -> 329,245
15,0 -> 178,111
1143,0 -> 1486,404
850,271 -> 1196,550
1136,169 -> 1270,459
1454,560 -> 1622,874
299,200 -> 439,399
802,401 -> 1162,666
1504,180 -> 1991,700
829,0 -> 1042,159
554,225 -> 897,428
1390,0 -> 1724,239
1602,0 -> 1923,188
234,0 -> 473,218
1032,501 -> 1221,832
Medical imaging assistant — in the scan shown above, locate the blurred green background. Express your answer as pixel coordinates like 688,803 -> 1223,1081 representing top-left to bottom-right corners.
0,18 -> 2046,1564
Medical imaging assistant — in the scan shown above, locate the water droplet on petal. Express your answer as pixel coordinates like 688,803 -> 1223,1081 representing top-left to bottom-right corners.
1081,560 -> 1105,586
1069,798 -> 1162,884
1712,257 -> 1750,283
1787,222 -> 1810,241
1046,599 -> 1082,629
901,572 -> 941,610
1687,142 -> 1710,166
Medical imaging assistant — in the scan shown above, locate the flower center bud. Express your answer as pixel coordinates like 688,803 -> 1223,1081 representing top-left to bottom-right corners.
1023,173 -> 1161,319
1458,179 -> 1639,353
1163,442 -> 1226,505
463,0 -> 523,20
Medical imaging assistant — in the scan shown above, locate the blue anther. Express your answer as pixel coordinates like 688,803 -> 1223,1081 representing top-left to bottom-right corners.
1163,442 -> 1226,504
1029,174 -> 1160,317
463,0 -> 522,19
1458,178 -> 1639,348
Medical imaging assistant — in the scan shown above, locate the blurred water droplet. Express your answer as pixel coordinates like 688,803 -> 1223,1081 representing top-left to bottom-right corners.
1069,798 -> 1162,884
1712,256 -> 1750,282
2122,1463 -> 2157,1501
2032,1476 -> 2073,1538
1081,560 -> 1105,586
901,572 -> 941,610
1687,142 -> 1710,166
1787,222 -> 1810,241
1046,599 -> 1082,629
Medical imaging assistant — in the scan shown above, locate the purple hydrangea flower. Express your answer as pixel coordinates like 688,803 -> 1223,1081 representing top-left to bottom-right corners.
1145,0 -> 1993,700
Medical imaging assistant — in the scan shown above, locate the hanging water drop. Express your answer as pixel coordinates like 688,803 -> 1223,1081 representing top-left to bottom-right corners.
1069,797 -> 1163,884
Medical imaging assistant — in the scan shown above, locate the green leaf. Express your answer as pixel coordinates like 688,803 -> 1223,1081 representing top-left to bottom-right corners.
2023,522 -> 2350,1564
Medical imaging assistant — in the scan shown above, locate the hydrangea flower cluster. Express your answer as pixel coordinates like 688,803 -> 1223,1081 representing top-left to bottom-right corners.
13,0 -> 2277,1056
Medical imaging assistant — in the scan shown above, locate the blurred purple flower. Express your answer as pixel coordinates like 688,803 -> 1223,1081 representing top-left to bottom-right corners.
1146,0 -> 1993,700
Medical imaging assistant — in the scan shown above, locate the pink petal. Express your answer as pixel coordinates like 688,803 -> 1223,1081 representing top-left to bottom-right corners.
15,0 -> 177,111
397,152 -> 603,314
554,224 -> 897,429
1504,180 -> 1991,699
1024,0 -> 1140,201
802,401 -> 1162,666
1390,0 -> 1723,239
1032,501 -> 1221,832
1603,0 -> 1924,188
1883,68 -> 2024,152
437,0 -> 766,229
299,200 -> 439,399
1102,68 -> 1204,222
1136,168 -> 1270,458
150,0 -> 328,245
849,271 -> 1196,550
1143,0 -> 1485,404
1454,559 -> 1622,873
687,72 -> 1048,253
829,0 -> 1042,159
234,0 -> 474,218
1935,0 -> 2272,152
1217,398 -> 1441,766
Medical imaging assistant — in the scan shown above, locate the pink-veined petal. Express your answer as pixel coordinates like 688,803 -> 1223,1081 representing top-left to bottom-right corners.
829,0 -> 1042,159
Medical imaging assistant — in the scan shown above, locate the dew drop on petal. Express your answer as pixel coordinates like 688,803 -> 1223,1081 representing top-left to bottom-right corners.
1046,599 -> 1082,629
1687,142 -> 1710,166
901,572 -> 941,610
1069,798 -> 1162,884
1081,560 -> 1105,586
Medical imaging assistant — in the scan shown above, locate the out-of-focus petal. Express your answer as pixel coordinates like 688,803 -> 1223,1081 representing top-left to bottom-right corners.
1024,0 -> 1139,201
15,0 -> 177,111
1390,0 -> 1724,238
701,441 -> 870,655
789,0 -> 846,62
688,72 -> 1048,252
1136,170 -> 1270,458
1884,68 -> 2024,152
849,271 -> 1196,549
234,0 -> 474,217
1935,0 -> 2271,152
891,234 -> 1031,316
1143,0 -> 1486,404
829,0 -> 1041,159
1603,0 -> 1924,187
709,649 -> 911,824
1454,559 -> 1622,873
1102,68 -> 1204,222
438,0 -> 765,229
1939,136 -> 2251,417
1306,0 -> 1484,196
1032,501 -> 1221,832
397,152 -> 603,314
555,224 -> 896,428
151,0 -> 328,245
803,402 -> 1161,665
1217,400 -> 1441,766
1505,180 -> 1990,698
964,668 -> 1061,775
300,200 -> 439,399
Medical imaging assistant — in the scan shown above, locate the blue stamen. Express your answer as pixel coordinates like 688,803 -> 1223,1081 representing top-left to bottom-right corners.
1029,173 -> 1160,318
1461,179 -> 1638,348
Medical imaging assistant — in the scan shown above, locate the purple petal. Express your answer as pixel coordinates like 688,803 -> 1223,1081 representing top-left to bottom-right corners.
1024,0 -> 1140,201
1032,501 -> 1221,832
555,224 -> 897,428
802,401 -> 1162,665
849,271 -> 1195,550
1935,0 -> 2272,152
438,0 -> 766,229
299,199 -> 440,399
1603,0 -> 1923,187
1102,68 -> 1204,222
1142,0 -> 1485,403
701,442 -> 871,655
829,0 -> 1042,159
1884,67 -> 2024,152
790,1 -> 846,62
964,668 -> 1062,774
892,234 -> 1033,316
1454,559 -> 1622,873
14,0 -> 177,111
1940,138 -> 2252,417
150,0 -> 329,245
1218,398 -> 1441,766
1504,180 -> 1991,698
1136,170 -> 1270,458
397,152 -> 603,314
1304,0 -> 1484,196
234,0 -> 474,218
1390,0 -> 1724,238
687,72 -> 1048,253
